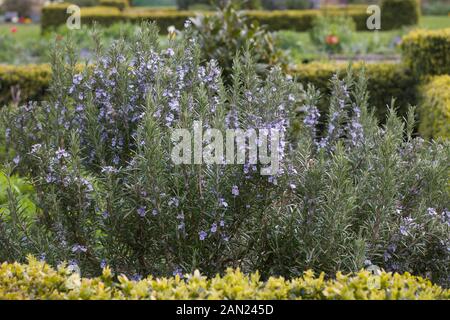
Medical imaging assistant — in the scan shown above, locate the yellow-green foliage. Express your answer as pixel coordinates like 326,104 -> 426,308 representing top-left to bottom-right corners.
0,64 -> 51,106
290,62 -> 418,120
41,3 -> 122,32
99,0 -> 129,11
401,28 -> 450,76
418,75 -> 450,139
0,258 -> 448,300
40,4 -> 410,32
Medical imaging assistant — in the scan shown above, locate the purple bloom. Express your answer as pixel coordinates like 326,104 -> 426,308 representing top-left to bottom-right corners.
199,230 -> 207,241
71,244 -> 87,253
67,260 -> 79,272
427,207 -> 437,216
131,274 -> 142,281
210,223 -> 217,233
218,198 -> 228,208
100,259 -> 107,269
231,185 -> 239,197
137,206 -> 146,217
55,148 -> 69,160
173,267 -> 183,277
101,166 -> 118,174
13,155 -> 20,165
168,197 -> 179,207
30,144 -> 42,154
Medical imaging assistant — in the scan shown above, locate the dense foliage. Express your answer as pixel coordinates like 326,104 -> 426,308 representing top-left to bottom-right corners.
309,15 -> 356,54
188,3 -> 287,79
1,23 -> 449,286
401,28 -> 450,77
418,75 -> 450,140
380,0 -> 420,30
0,258 -> 448,300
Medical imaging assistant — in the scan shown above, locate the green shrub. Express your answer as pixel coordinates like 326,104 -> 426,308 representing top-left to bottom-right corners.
0,64 -> 51,106
0,258 -> 448,300
1,24 -> 449,285
309,15 -> 356,54
401,28 -> 450,77
380,0 -> 420,30
41,5 -> 408,32
99,0 -> 129,11
290,62 -> 418,120
188,3 -> 287,79
418,75 -> 450,140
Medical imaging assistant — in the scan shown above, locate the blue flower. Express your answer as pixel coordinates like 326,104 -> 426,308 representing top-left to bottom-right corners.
199,230 -> 207,241
173,267 -> 183,277
137,206 -> 146,217
12,155 -> 20,165
218,198 -> 228,208
427,207 -> 437,216
71,244 -> 87,253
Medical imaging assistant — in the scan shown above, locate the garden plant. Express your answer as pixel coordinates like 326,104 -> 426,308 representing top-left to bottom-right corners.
0,22 -> 448,288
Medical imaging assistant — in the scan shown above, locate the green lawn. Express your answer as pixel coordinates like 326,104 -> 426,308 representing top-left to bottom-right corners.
0,23 -> 40,41
0,15 -> 448,64
419,15 -> 450,29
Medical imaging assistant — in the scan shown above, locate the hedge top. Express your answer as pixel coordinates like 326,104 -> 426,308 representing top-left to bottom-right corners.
41,1 -> 419,32
402,28 -> 450,43
401,28 -> 450,76
0,258 -> 448,300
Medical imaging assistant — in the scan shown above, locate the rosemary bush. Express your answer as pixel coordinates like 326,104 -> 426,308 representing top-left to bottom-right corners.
1,23 -> 449,286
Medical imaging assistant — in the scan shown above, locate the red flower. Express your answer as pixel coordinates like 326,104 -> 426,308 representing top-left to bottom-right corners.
325,34 -> 339,45
10,27 -> 18,33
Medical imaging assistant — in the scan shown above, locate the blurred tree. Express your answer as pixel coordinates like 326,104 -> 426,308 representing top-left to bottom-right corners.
2,0 -> 45,17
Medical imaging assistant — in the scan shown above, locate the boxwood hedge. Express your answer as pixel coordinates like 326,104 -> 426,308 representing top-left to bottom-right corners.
40,3 -> 413,32
0,258 -> 448,300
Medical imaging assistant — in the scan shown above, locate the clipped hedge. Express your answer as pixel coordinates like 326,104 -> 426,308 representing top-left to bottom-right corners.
98,0 -> 129,11
290,62 -> 418,120
0,258 -> 448,300
380,0 -> 420,30
418,75 -> 450,140
41,3 -> 415,32
0,64 -> 52,106
401,28 -> 450,77
41,4 -> 122,32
